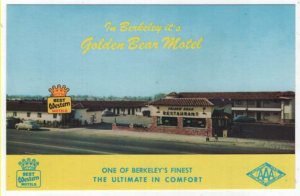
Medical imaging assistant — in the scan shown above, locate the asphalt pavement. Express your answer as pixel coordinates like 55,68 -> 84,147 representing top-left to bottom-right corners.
6,128 -> 295,154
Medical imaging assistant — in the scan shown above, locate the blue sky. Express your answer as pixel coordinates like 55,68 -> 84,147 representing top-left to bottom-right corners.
7,5 -> 295,96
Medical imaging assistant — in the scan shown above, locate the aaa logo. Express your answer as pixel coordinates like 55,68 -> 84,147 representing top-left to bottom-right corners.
246,162 -> 286,186
16,158 -> 41,188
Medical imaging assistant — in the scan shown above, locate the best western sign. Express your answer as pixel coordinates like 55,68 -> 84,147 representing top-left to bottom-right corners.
47,84 -> 72,114
47,97 -> 72,113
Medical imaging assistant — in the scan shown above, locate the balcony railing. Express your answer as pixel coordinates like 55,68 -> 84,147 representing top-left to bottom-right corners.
232,107 -> 281,112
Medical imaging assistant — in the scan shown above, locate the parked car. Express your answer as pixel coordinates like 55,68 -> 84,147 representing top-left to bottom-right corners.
233,115 -> 256,123
15,120 -> 40,131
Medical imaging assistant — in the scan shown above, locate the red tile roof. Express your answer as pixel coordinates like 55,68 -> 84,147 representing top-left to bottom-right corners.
168,91 -> 295,100
7,101 -> 48,112
7,100 -> 147,112
150,98 -> 213,107
73,101 -> 147,111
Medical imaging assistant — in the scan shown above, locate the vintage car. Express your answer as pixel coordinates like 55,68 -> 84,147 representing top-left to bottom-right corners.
15,120 -> 40,131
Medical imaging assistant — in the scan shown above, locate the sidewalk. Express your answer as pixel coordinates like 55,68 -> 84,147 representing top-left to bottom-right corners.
48,127 -> 295,151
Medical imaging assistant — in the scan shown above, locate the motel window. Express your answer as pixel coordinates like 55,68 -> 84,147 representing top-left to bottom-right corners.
264,112 -> 270,117
183,118 -> 206,128
13,112 -> 17,117
53,114 -> 57,119
273,112 -> 279,115
37,113 -> 42,118
27,112 -> 31,117
184,112 -> 187,116
163,111 -> 166,115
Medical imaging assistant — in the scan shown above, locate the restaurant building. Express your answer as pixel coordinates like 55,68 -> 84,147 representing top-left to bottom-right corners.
147,98 -> 214,136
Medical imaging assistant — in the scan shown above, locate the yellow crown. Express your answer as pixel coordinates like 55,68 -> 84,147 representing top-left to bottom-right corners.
48,84 -> 69,97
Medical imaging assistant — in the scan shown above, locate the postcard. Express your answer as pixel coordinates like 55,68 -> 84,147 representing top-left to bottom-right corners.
1,1 -> 299,196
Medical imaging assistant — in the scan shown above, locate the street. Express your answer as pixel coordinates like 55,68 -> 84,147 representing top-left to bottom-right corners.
7,128 -> 294,154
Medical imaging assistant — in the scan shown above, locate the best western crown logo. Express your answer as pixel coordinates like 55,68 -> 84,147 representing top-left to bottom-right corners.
47,84 -> 72,113
16,158 -> 41,188
246,162 -> 286,186
49,84 -> 70,97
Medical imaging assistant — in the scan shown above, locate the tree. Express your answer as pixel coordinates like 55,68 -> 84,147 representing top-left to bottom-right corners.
153,93 -> 166,100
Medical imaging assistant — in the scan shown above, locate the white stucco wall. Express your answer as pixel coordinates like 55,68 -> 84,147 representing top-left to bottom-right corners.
281,99 -> 295,120
7,111 -> 62,122
136,106 -> 150,116
73,109 -> 103,125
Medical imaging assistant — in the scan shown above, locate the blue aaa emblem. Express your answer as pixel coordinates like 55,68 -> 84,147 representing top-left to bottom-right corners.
246,162 -> 286,186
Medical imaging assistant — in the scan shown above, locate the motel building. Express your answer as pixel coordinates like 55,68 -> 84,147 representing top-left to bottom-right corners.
73,101 -> 147,125
73,101 -> 146,116
7,100 -> 147,126
7,101 -> 63,126
166,91 -> 295,124
148,98 -> 214,136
